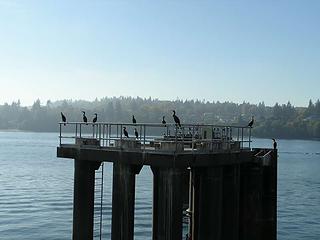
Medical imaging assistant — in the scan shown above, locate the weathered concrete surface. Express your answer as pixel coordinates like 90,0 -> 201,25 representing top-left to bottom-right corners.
151,167 -> 184,240
192,167 -> 223,239
221,165 -> 240,240
111,161 -> 142,240
57,145 -> 252,167
239,150 -> 277,240
72,160 -> 101,240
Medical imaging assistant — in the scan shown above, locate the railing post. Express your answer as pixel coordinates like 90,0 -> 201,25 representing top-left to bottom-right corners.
182,125 -> 185,147
237,128 -> 239,141
117,124 -> 119,139
108,124 -> 111,147
59,123 -> 62,145
120,124 -> 122,142
192,125 -> 195,152
241,128 -> 244,149
143,125 -> 146,150
175,125 -> 178,152
249,127 -> 251,149
140,125 -> 142,141
211,126 -> 214,152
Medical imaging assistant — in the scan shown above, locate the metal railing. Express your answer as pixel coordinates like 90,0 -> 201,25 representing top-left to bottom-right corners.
59,122 -> 252,152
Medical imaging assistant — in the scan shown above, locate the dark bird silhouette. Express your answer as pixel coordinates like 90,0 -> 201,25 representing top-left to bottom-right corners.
93,113 -> 97,123
61,112 -> 66,126
123,127 -> 129,138
248,116 -> 254,128
82,111 -> 88,125
272,138 -> 277,150
172,110 -> 181,127
134,128 -> 139,139
162,116 -> 166,125
132,115 -> 136,124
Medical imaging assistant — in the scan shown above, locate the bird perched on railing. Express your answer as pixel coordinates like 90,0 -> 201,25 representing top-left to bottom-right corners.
93,113 -> 97,123
248,116 -> 254,128
162,116 -> 166,125
172,110 -> 181,127
132,115 -> 136,124
61,112 -> 66,126
82,111 -> 88,125
123,127 -> 129,138
272,138 -> 277,149
134,128 -> 139,139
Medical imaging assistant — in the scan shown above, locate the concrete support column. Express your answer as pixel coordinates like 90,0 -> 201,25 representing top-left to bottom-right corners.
239,150 -> 277,240
73,160 -> 101,240
111,162 -> 142,240
221,165 -> 240,240
239,162 -> 263,240
260,150 -> 277,240
151,167 -> 184,240
192,167 -> 223,240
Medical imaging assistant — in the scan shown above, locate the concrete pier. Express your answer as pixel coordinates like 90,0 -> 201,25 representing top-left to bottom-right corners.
57,122 -> 277,240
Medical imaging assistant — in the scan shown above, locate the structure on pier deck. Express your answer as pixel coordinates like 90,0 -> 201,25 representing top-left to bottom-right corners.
57,122 -> 277,240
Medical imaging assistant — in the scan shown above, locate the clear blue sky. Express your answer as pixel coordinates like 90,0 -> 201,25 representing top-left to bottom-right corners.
0,0 -> 319,106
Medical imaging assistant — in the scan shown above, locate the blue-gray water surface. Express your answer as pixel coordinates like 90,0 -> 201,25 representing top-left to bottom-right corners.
0,132 -> 319,239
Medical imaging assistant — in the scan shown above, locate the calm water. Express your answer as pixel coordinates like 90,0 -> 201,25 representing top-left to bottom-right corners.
0,132 -> 320,239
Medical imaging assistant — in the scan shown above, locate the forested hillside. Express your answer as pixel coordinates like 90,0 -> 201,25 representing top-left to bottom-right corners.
1,97 -> 320,139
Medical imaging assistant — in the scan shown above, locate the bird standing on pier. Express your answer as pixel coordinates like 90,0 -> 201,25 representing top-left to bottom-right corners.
162,116 -> 166,125
134,128 -> 139,139
272,138 -> 277,150
172,110 -> 181,127
132,115 -> 136,124
93,113 -> 97,123
82,111 -> 88,125
123,127 -> 129,138
248,116 -> 254,128
61,112 -> 66,126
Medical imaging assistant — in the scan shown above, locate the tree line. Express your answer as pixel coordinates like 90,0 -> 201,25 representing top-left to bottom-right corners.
0,97 -> 320,139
